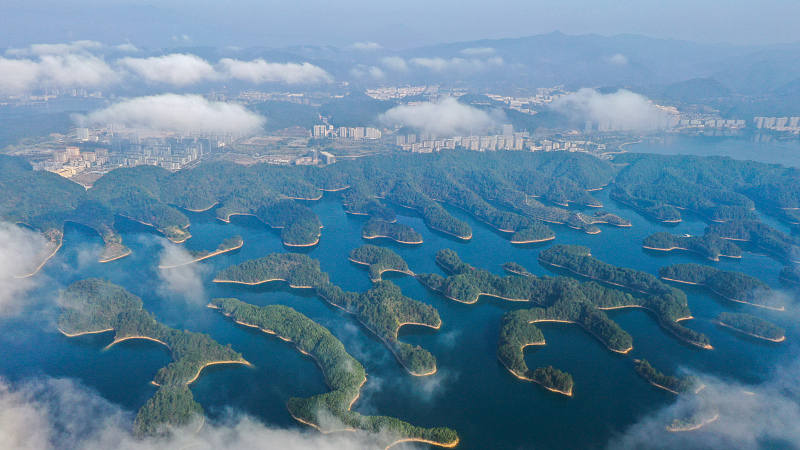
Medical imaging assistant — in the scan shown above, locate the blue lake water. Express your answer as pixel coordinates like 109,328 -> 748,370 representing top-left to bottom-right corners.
1,183 -> 797,449
627,134 -> 800,168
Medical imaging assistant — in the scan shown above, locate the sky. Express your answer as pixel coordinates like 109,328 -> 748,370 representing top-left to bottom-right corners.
1,0 -> 800,50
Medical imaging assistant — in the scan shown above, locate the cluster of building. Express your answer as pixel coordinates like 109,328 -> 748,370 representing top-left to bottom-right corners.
754,117 -> 800,132
397,127 -> 528,153
32,146 -> 109,177
677,117 -> 747,129
312,125 -> 382,140
106,135 -> 222,169
365,86 -> 435,100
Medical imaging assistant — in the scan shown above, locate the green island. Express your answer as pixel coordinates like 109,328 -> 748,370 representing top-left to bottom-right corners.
538,245 -> 711,349
4,150 -> 799,266
214,253 -> 440,375
497,281 -> 641,395
611,153 -> 797,224
642,232 -> 742,261
706,220 -> 800,263
209,298 -> 459,448
159,235 -> 243,269
57,278 -> 249,436
349,245 -> 414,282
658,263 -> 781,310
502,262 -> 535,277
362,218 -> 423,244
713,312 -> 785,342
341,190 -> 396,222
634,359 -> 700,395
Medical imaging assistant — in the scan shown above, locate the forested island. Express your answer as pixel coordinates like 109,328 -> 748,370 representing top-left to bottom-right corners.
611,153 -> 800,225
349,245 -> 414,282
341,190 -> 396,222
58,279 -> 249,436
502,262 -> 535,277
0,151 -> 626,265
658,263 -> 780,310
706,220 -> 800,263
362,218 -> 423,244
209,298 -> 458,448
713,312 -> 785,342
159,235 -> 243,269
538,245 -> 711,349
642,232 -> 742,261
214,253 -> 440,375
634,359 -> 700,395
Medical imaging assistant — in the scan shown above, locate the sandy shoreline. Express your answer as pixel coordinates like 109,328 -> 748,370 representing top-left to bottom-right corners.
159,241 -> 243,269
712,320 -> 786,342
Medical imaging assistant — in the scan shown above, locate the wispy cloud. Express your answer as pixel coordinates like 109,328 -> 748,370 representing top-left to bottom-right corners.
219,58 -> 333,84
351,42 -> 383,51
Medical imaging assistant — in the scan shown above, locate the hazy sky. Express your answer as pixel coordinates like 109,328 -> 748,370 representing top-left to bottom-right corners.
2,0 -> 799,49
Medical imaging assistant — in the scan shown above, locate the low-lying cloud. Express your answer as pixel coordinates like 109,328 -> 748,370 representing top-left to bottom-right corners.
609,355 -> 800,449
379,97 -> 504,136
156,241 -> 211,307
550,88 -> 667,131
76,94 -> 265,134
0,376 -> 384,450
219,58 -> 332,84
118,54 -> 218,86
0,41 -> 333,93
0,53 -> 117,94
0,222 -> 51,315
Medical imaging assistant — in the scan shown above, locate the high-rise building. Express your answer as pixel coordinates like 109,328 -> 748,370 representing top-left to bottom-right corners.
76,128 -> 90,141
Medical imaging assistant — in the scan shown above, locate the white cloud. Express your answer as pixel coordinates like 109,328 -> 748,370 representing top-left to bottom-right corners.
76,94 -> 265,134
157,241 -> 210,306
0,53 -> 116,94
118,54 -> 218,86
379,97 -> 504,136
608,53 -> 629,65
0,57 -> 41,93
0,376 -> 382,450
0,223 -> 49,315
380,56 -> 408,72
6,40 -> 104,57
219,58 -> 332,84
115,43 -> 139,53
459,47 -> 495,56
550,88 -> 666,130
409,56 -> 504,72
610,356 -> 800,449
351,42 -> 382,51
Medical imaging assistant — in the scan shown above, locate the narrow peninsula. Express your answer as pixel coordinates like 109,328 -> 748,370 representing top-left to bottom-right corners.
159,235 -> 243,269
642,232 -> 742,261
538,245 -> 711,349
58,278 -> 249,436
350,245 -> 414,282
209,298 -> 458,449
362,218 -> 423,244
634,359 -> 700,395
659,263 -> 783,310
214,253 -> 441,376
713,312 -> 785,342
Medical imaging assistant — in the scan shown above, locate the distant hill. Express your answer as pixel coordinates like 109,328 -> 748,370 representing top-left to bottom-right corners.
319,92 -> 397,128
250,101 -> 322,133
656,78 -> 735,103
